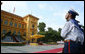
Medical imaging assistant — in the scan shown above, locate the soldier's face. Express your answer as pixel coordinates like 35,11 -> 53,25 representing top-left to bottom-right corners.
65,13 -> 70,21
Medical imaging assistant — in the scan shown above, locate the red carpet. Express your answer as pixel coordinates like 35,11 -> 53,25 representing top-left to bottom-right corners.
33,48 -> 63,53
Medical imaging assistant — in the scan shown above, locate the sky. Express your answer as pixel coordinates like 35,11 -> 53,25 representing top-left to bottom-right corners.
1,1 -> 84,31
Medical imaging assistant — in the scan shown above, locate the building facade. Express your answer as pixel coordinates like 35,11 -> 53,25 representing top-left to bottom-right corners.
1,10 -> 39,41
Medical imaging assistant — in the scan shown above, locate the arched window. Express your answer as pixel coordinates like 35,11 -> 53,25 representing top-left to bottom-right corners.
19,24 -> 21,28
9,21 -> 13,26
22,24 -> 24,29
4,20 -> 8,25
14,23 -> 17,27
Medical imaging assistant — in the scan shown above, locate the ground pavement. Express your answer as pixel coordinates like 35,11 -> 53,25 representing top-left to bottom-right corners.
1,44 -> 64,53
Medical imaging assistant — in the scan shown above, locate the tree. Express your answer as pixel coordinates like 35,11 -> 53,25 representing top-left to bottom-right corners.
44,27 -> 58,42
48,27 -> 53,32
38,22 -> 46,32
57,28 -> 64,41
38,22 -> 64,43
80,24 -> 84,29
58,28 -> 62,32
38,22 -> 46,42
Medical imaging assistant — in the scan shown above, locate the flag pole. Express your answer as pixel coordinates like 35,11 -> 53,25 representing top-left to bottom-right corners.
13,7 -> 15,14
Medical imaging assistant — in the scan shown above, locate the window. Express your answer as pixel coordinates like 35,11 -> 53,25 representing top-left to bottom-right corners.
32,24 -> 35,29
9,30 -> 11,32
13,31 -> 16,35
25,25 -> 26,28
4,20 -> 8,25
23,32 -> 26,36
8,30 -> 11,35
9,21 -> 13,26
2,30 -> 6,34
32,32 -> 34,35
19,24 -> 21,28
1,19 -> 3,24
26,19 -> 27,21
17,31 -> 20,35
14,23 -> 17,27
22,24 -> 24,28
22,24 -> 23,28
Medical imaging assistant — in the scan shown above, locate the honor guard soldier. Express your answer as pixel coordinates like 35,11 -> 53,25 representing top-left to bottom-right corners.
61,9 -> 84,53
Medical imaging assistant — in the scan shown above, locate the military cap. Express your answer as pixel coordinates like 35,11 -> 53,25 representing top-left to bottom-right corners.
68,9 -> 79,16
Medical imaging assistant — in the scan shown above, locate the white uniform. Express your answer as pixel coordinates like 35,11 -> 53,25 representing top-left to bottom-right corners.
61,19 -> 84,45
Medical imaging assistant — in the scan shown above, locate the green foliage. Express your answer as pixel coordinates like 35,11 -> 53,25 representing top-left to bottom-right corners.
38,22 -> 46,32
38,31 -> 46,35
58,28 -> 62,32
46,42 -> 57,45
80,25 -> 84,29
1,43 -> 26,46
1,32 -> 11,40
38,22 -> 64,43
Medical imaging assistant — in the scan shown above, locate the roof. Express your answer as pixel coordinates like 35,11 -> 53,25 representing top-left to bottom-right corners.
23,14 -> 39,20
1,10 -> 39,20
1,10 -> 26,24
1,10 -> 23,19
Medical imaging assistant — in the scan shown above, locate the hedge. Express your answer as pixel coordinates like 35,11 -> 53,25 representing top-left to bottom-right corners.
1,42 -> 26,46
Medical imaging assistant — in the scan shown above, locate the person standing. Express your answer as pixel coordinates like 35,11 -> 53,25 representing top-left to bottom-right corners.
61,9 -> 84,53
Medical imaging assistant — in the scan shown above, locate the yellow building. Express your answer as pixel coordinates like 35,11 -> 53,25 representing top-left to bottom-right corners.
1,10 -> 39,42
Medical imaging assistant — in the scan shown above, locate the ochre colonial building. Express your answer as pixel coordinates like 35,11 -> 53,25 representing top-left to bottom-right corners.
1,10 -> 39,42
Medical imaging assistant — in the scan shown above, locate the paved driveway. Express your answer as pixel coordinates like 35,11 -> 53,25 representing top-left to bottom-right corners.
1,44 -> 64,53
